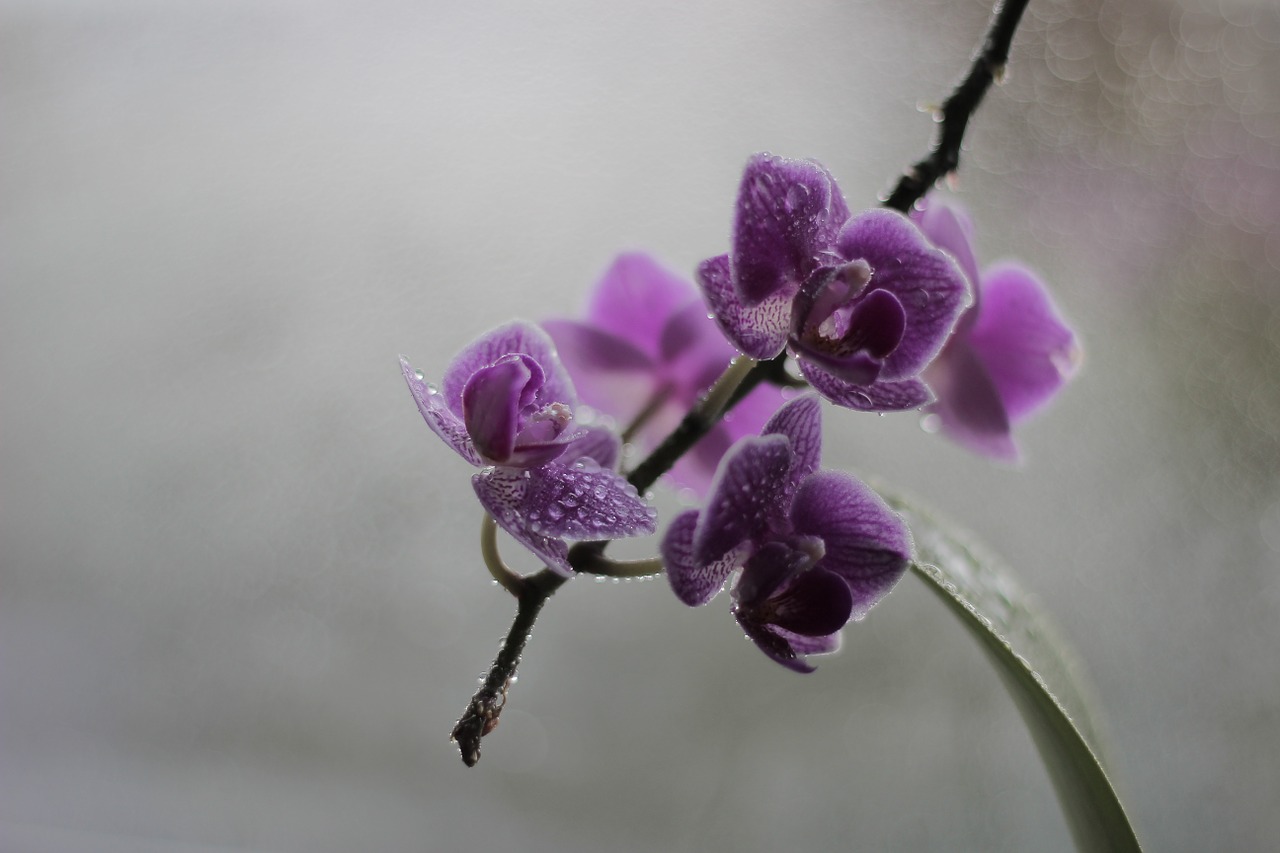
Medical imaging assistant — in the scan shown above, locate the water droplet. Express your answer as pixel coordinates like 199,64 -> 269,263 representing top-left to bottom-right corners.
547,505 -> 565,521
919,413 -> 942,434
413,369 -> 425,381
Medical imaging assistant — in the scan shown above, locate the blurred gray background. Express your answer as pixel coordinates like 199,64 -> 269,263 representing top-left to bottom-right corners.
4,0 -> 1279,850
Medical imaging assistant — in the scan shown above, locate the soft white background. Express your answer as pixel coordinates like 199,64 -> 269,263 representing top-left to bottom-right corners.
4,0 -> 1279,850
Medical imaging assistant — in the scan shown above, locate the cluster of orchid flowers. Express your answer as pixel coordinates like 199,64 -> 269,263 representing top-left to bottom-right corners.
403,152 -> 1078,672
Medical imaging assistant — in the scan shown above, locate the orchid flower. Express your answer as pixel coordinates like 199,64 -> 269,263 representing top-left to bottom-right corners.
401,321 -> 656,576
661,395 -> 913,672
698,153 -> 971,412
912,199 -> 1081,461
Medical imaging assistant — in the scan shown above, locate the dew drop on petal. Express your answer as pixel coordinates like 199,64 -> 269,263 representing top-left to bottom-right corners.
413,369 -> 425,381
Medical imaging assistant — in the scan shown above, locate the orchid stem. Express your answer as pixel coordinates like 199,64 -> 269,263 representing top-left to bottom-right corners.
480,514 -> 525,597
575,553 -> 665,578
882,0 -> 1032,213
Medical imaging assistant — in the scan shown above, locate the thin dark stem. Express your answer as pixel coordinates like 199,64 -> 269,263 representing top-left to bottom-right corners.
882,0 -> 1032,213
451,569 -> 562,766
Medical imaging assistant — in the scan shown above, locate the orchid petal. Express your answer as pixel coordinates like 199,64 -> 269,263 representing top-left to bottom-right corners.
585,253 -> 697,360
732,154 -> 850,306
967,262 -> 1080,422
912,199 -> 982,302
400,356 -> 482,466
462,355 -> 539,464
798,359 -> 933,411
790,471 -> 912,619
699,254 -> 792,360
518,461 -> 656,541
693,434 -> 794,566
662,509 -> 743,606
732,617 -> 817,674
835,209 -> 970,381
561,424 -> 623,471
443,321 -> 578,418
761,394 -> 823,492
472,469 -> 573,576
763,567 -> 855,637
924,341 -> 1018,462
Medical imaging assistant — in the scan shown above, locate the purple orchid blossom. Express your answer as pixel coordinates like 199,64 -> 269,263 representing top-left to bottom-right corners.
912,199 -> 1081,461
401,321 -> 656,576
543,253 -> 785,496
661,395 -> 913,672
698,153 -> 972,412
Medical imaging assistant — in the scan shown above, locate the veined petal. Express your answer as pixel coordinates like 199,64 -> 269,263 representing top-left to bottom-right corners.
443,321 -> 578,418
518,461 -> 657,541
585,253 -> 697,360
699,254 -> 792,360
472,469 -> 573,576
400,356 -> 482,466
967,262 -> 1080,423
835,209 -> 970,381
662,509 -> 743,606
761,394 -> 823,493
732,153 -> 851,306
790,471 -> 912,619
693,434 -> 794,566
798,359 -> 933,412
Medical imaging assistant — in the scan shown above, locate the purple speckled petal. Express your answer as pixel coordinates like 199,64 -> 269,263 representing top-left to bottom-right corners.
585,253 -> 697,360
472,470 -> 573,576
790,472 -> 912,619
698,254 -> 793,360
560,424 -> 623,470
517,461 -> 656,541
911,199 -> 982,305
732,154 -> 850,306
443,321 -> 578,418
967,262 -> 1080,422
835,209 -> 970,381
400,356 -> 482,466
462,355 -> 538,464
761,394 -> 823,492
924,342 -> 1018,462
693,434 -> 794,566
798,359 -> 933,412
662,509 -> 743,606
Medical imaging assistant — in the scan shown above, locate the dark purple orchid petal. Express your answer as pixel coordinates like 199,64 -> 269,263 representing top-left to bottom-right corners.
732,617 -> 817,673
560,424 -> 623,470
790,344 -> 884,386
924,341 -> 1018,462
461,355 -> 538,464
698,254 -> 793,360
443,321 -> 578,418
732,154 -> 851,306
585,253 -> 698,361
472,470 -> 573,576
762,567 -> 854,637
761,394 -> 823,493
517,460 -> 657,541
967,262 -> 1080,423
911,199 -> 982,307
662,509 -> 743,606
693,434 -> 794,566
400,356 -> 482,465
790,471 -> 912,619
835,209 -> 970,381
798,358 -> 933,411
845,288 -> 908,359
